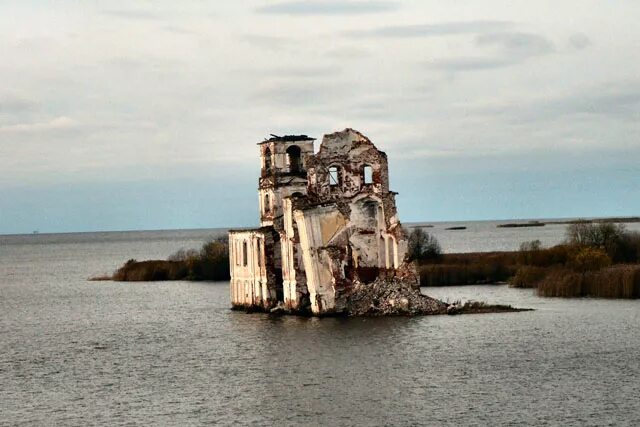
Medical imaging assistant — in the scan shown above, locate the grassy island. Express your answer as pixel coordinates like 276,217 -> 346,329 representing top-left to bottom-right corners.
92,239 -> 230,282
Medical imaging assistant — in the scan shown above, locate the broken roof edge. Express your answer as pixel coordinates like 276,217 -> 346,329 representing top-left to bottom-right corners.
317,128 -> 377,153
257,134 -> 316,145
323,127 -> 369,140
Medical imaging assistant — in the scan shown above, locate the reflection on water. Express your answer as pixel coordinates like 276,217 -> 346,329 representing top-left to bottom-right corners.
1,225 -> 640,425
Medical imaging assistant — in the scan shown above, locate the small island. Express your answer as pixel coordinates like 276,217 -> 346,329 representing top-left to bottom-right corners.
497,221 -> 545,228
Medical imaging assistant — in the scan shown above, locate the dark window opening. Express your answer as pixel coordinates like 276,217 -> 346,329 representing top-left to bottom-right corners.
264,193 -> 271,213
286,145 -> 302,173
242,241 -> 248,266
329,166 -> 340,186
264,148 -> 272,172
363,201 -> 377,218
363,165 -> 373,184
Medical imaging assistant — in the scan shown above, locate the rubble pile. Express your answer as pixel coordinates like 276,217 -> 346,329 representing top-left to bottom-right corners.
344,277 -> 449,316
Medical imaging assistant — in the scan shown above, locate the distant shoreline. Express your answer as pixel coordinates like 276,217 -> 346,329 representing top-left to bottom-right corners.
411,216 -> 640,230
3,216 -> 639,237
544,216 -> 640,225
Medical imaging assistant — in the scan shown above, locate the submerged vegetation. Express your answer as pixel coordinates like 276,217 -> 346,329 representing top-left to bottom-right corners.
108,238 -> 230,281
412,222 -> 640,299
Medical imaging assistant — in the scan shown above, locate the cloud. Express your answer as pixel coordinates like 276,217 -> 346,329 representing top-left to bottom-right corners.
256,1 -> 399,15
427,32 -> 555,72
568,33 -> 591,50
346,20 -> 513,38
0,97 -> 38,115
534,84 -> 640,122
469,82 -> 640,123
161,26 -> 199,36
476,32 -> 554,58
102,9 -> 166,21
252,83 -> 332,106
240,34 -> 300,50
0,117 -> 78,134
325,46 -> 371,59
250,77 -> 352,108
260,66 -> 340,78
430,57 -> 515,71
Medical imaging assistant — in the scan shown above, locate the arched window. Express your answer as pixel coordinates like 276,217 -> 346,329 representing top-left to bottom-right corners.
242,241 -> 248,266
363,165 -> 373,184
359,199 -> 378,228
363,200 -> 377,218
264,147 -> 272,172
286,145 -> 302,173
264,193 -> 271,213
387,236 -> 395,269
329,166 -> 340,186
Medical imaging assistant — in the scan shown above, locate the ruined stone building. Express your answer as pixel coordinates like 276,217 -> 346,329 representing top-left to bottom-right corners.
229,129 -> 441,316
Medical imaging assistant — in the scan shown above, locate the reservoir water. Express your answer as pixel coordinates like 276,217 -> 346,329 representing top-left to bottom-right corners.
2,220 -> 640,425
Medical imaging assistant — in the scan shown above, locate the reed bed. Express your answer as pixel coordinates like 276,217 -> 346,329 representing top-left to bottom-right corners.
419,252 -> 517,287
536,265 -> 640,298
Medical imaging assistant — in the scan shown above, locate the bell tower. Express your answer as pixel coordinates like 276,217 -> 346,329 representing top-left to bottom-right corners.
258,135 -> 315,228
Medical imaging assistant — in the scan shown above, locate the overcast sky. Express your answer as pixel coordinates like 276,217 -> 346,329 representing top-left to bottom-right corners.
1,1 -> 639,234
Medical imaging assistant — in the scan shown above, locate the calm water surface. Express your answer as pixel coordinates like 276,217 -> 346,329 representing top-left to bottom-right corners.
1,222 -> 639,426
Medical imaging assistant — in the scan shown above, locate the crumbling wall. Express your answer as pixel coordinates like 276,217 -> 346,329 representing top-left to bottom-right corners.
293,205 -> 340,314
283,129 -> 412,315
306,129 -> 390,203
230,128 -> 422,316
281,197 -> 310,312
229,227 -> 280,311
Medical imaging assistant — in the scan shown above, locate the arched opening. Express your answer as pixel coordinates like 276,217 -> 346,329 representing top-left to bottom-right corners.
363,200 -> 377,218
357,198 -> 378,228
242,241 -> 248,266
329,166 -> 340,186
379,236 -> 386,268
363,165 -> 373,184
291,192 -> 304,198
286,145 -> 302,173
256,239 -> 262,268
264,147 -> 272,172
264,193 -> 271,214
387,236 -> 396,269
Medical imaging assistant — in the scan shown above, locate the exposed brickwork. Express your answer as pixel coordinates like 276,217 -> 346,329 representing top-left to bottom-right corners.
229,128 -> 437,316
